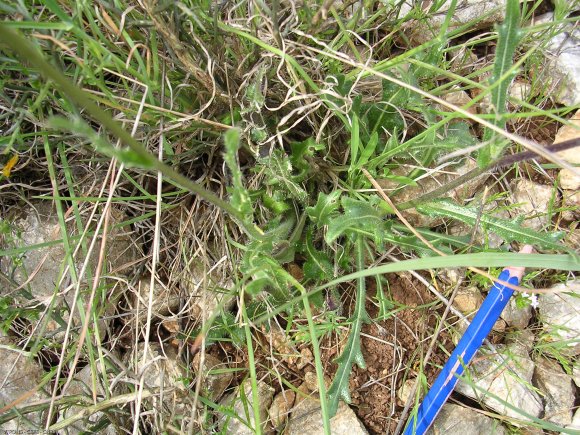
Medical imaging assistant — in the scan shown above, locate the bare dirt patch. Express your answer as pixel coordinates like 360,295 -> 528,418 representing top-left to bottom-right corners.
322,274 -> 454,434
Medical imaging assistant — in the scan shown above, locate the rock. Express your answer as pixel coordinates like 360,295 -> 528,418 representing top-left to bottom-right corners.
304,371 -> 319,392
511,179 -> 554,230
449,47 -> 479,76
553,110 -> 580,191
60,364 -> 118,434
131,277 -> 182,322
501,297 -> 532,329
219,379 -> 274,435
453,287 -> 484,315
0,201 -> 138,340
491,318 -> 507,333
508,80 -> 532,103
562,191 -> 580,218
128,342 -> 187,391
0,201 -> 67,303
0,343 -> 47,430
178,262 -> 233,322
124,342 -> 198,432
397,378 -> 417,404
192,353 -> 232,401
268,390 -> 295,430
568,408 -> 580,431
399,0 -> 506,45
286,397 -> 368,435
263,324 -> 301,366
303,371 -> 331,393
0,328 -> 9,344
441,89 -> 476,115
573,362 -> 580,388
297,347 -> 314,370
535,14 -> 580,106
456,339 -> 543,424
538,280 -> 580,355
292,381 -> 312,408
440,268 -> 461,286
427,403 -> 506,435
533,357 -> 574,427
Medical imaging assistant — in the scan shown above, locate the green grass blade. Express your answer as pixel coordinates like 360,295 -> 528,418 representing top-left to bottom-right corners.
479,0 -> 524,165
0,23 -> 262,239
316,252 -> 580,292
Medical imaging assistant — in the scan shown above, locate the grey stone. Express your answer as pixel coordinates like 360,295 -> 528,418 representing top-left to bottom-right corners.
268,390 -> 295,430
397,378 -> 417,405
511,179 -> 555,230
456,341 -> 543,424
567,408 -> 580,431
192,353 -> 232,401
501,297 -> 532,329
538,280 -> 580,355
286,397 -> 368,435
178,261 -> 234,322
562,191 -> 580,222
573,361 -> 580,388
59,364 -> 118,434
453,286 -> 484,316
0,201 -> 138,341
427,403 -> 506,434
399,0 -> 506,45
131,276 -> 182,323
0,344 -> 46,430
533,357 -> 574,427
440,89 -> 477,115
534,14 -> 580,107
124,342 -> 197,432
127,342 -> 187,392
219,379 -> 274,435
553,110 -> 580,192
0,328 -> 9,344
303,371 -> 331,393
508,81 -> 532,103
1,202 -> 138,300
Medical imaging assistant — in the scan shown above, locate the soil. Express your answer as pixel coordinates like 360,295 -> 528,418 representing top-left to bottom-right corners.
322,273 -> 454,434
212,271 -> 455,434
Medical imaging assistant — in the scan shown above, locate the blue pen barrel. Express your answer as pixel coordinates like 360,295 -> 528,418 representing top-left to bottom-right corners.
403,269 -> 520,435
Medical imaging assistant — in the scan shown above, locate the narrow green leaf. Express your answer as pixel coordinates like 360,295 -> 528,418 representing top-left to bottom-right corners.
1,21 -> 73,30
303,227 -> 334,280
49,117 -> 155,169
223,128 -> 253,219
327,236 -> 369,416
350,112 -> 360,167
356,131 -> 379,168
315,252 -> 580,293
416,199 -> 566,251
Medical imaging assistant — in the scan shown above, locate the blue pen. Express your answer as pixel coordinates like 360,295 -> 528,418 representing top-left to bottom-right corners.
403,245 -> 533,435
